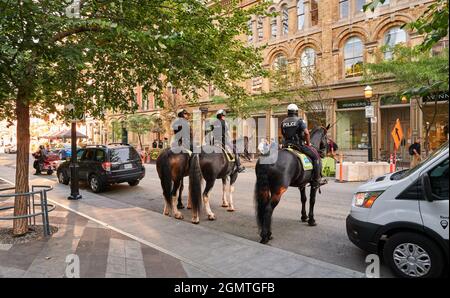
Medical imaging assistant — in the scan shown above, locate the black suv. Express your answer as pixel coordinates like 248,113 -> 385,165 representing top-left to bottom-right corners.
57,143 -> 145,193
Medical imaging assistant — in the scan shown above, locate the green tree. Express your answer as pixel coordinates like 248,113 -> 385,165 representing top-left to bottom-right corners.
0,0 -> 267,235
126,114 -> 157,150
364,45 -> 449,155
364,0 -> 448,51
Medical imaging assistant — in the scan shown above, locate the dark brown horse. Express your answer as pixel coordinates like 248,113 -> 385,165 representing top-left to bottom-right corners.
254,126 -> 330,244
156,145 -> 239,224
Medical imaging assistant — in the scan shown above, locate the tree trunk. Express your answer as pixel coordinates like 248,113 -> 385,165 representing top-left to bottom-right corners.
13,93 -> 30,236
138,134 -> 143,150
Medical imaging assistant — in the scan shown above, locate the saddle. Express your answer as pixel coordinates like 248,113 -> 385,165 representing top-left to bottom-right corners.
285,146 -> 314,171
216,145 -> 235,163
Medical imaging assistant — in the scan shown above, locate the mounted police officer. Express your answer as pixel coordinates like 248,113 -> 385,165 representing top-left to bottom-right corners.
211,109 -> 245,173
171,108 -> 192,152
281,104 -> 326,188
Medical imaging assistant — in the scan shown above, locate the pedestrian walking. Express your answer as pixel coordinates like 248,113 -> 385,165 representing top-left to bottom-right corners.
409,137 -> 422,168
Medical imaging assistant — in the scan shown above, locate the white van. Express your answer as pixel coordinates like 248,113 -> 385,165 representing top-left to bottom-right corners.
347,142 -> 449,278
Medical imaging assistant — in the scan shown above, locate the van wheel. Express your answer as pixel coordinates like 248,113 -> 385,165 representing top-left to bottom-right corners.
47,170 -> 54,175
89,174 -> 104,193
383,232 -> 444,278
58,170 -> 70,185
128,180 -> 140,187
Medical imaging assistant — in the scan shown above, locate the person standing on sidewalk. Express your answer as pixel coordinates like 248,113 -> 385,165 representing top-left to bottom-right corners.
409,137 -> 422,168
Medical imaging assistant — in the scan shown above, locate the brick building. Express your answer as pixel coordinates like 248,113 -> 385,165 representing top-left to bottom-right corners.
106,0 -> 449,162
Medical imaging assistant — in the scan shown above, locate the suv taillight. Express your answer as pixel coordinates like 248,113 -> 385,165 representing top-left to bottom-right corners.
102,162 -> 112,172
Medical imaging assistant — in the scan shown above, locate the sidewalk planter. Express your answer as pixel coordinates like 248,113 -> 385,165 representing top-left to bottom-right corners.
335,162 -> 390,182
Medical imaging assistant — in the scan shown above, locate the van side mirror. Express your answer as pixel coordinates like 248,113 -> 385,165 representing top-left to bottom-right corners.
421,173 -> 434,202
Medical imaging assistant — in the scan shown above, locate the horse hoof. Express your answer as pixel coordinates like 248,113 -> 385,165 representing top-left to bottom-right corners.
260,238 -> 269,244
208,214 -> 216,221
227,208 -> 235,212
301,217 -> 308,223
177,204 -> 185,209
308,220 -> 317,226
187,206 -> 192,210
164,212 -> 170,217
221,204 -> 229,208
192,219 -> 200,224
175,214 -> 184,220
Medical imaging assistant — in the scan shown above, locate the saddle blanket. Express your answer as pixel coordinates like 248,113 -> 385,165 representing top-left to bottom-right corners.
285,148 -> 314,171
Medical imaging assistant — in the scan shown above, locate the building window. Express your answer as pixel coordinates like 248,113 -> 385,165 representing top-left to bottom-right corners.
251,77 -> 263,93
247,20 -> 253,43
300,47 -> 316,84
344,37 -> 364,78
282,5 -> 289,35
384,26 -> 407,60
310,0 -> 319,26
142,95 -> 149,111
339,0 -> 349,19
273,54 -> 288,71
297,0 -> 305,30
270,10 -> 277,39
257,17 -> 264,41
355,0 -> 365,14
336,109 -> 369,150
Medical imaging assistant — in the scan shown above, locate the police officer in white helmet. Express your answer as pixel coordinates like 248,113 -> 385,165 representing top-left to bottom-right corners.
211,109 -> 245,173
281,104 -> 326,188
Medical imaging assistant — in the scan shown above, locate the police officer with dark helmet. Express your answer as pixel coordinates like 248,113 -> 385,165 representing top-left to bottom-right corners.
172,108 -> 192,152
281,104 -> 327,188
211,109 -> 245,173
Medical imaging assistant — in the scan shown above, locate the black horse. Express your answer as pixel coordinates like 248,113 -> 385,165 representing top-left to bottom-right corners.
254,126 -> 330,244
157,145 -> 239,224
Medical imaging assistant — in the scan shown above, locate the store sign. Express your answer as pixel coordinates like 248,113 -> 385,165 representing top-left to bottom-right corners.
365,106 -> 374,118
337,99 -> 367,109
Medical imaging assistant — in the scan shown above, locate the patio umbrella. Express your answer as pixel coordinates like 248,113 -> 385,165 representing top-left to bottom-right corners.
54,129 -> 88,139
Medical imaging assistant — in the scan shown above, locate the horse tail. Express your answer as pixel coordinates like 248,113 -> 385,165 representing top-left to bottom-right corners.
189,154 -> 202,216
254,162 -> 271,230
156,151 -> 173,209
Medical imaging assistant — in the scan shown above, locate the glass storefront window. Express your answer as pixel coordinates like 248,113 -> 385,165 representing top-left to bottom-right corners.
336,110 -> 368,150
424,103 -> 449,152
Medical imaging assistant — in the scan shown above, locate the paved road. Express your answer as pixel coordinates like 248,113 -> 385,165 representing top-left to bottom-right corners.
0,153 -> 392,276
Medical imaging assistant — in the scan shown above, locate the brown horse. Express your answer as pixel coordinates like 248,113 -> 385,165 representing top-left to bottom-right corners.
254,126 -> 330,244
156,145 -> 239,224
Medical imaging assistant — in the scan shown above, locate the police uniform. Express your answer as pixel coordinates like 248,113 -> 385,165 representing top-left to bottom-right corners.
281,113 -> 323,188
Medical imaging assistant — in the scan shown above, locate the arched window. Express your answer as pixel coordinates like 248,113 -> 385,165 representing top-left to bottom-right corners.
247,19 -> 253,43
281,5 -> 289,35
270,9 -> 277,39
297,0 -> 305,30
300,47 -> 316,83
384,26 -> 407,60
273,54 -> 288,71
257,17 -> 264,41
344,37 -> 364,78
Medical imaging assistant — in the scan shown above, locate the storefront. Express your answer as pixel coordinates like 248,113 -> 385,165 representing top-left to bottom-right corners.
423,92 -> 449,152
379,95 -> 411,164
335,99 -> 370,161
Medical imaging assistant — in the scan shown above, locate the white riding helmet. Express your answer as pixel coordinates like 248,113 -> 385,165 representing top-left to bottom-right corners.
287,104 -> 299,113
216,109 -> 226,117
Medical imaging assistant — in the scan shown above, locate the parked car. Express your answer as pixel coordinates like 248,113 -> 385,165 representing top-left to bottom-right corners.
57,143 -> 145,193
346,142 -> 449,278
4,144 -> 17,154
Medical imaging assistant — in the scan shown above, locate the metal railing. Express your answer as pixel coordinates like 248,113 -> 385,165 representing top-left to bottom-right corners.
0,185 -> 56,236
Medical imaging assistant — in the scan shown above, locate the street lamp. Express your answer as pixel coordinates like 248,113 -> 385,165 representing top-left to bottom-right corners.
364,86 -> 373,162
65,103 -> 82,200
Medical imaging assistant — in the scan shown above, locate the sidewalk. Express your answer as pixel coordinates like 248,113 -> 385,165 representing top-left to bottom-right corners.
0,165 -> 364,278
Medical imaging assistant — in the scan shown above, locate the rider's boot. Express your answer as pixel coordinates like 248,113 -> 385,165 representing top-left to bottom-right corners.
311,164 -> 327,189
